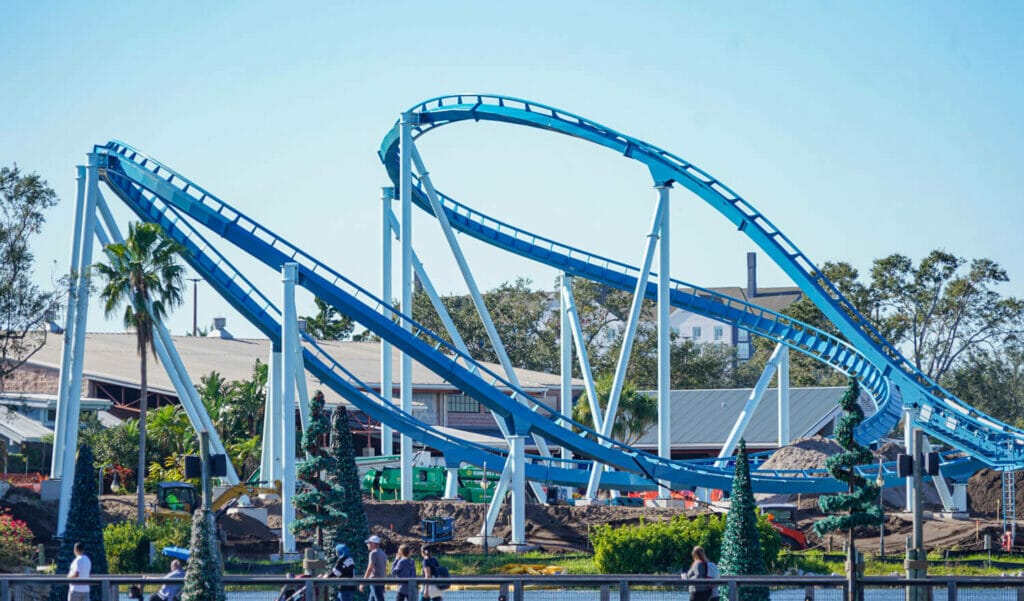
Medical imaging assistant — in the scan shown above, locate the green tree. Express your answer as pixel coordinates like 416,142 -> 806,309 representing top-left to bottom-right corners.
411,277 -> 551,371
78,414 -> 139,485
719,439 -> 768,601
291,392 -> 346,552
180,509 -> 225,601
943,344 -> 1024,427
814,378 -> 881,596
303,297 -> 355,340
94,221 -> 186,524
51,444 -> 109,601
0,164 -> 59,388
326,405 -> 370,576
147,404 -> 195,458
871,250 -> 1024,381
573,373 -> 657,446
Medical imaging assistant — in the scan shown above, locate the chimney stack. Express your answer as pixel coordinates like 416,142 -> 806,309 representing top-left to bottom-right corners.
746,252 -> 757,298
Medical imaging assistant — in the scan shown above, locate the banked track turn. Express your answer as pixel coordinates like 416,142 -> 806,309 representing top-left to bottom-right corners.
93,140 -> 980,493
379,94 -> 1024,468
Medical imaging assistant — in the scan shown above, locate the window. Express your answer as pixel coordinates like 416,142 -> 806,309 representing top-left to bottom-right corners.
713,326 -> 724,341
446,394 -> 480,413
691,326 -> 702,341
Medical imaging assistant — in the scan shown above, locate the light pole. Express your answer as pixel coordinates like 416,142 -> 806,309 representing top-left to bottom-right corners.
876,459 -> 885,558
188,277 -> 201,336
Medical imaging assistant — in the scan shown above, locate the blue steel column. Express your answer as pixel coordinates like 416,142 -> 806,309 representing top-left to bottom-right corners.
281,263 -> 299,553
380,186 -> 394,457
399,112 -> 414,501
559,274 -> 573,461
50,165 -> 86,480
656,184 -> 672,485
57,154 -> 100,535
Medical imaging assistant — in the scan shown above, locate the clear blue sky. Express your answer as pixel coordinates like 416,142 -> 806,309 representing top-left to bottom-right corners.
3,1 -> 1022,339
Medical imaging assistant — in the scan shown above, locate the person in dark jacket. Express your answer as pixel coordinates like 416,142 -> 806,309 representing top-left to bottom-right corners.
685,546 -> 712,601
390,544 -> 417,601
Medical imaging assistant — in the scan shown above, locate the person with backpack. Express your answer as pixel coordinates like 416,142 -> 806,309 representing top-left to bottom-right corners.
327,544 -> 356,601
420,545 -> 446,601
391,544 -> 417,601
684,546 -> 713,601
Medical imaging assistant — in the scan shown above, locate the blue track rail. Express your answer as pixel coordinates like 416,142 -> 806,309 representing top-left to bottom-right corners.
92,140 -> 981,492
378,94 -> 1024,468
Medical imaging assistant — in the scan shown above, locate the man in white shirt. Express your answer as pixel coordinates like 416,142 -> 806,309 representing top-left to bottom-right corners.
68,542 -> 92,601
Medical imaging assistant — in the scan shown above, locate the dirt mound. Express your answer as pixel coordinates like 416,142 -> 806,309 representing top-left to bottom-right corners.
359,500 -> 693,554
966,469 -> 1024,517
759,436 -> 842,472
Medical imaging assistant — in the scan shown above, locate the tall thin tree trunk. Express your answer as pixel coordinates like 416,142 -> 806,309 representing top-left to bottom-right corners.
137,346 -> 148,525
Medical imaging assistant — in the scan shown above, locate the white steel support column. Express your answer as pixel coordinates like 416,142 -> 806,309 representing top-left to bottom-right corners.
280,263 -> 299,553
410,145 -> 552,458
411,143 -> 549,511
560,274 -> 573,460
777,346 -> 791,447
481,461 -> 512,538
716,343 -> 785,465
509,434 -> 527,546
51,165 -> 86,480
399,112 -> 414,501
587,193 -> 668,497
261,347 -> 283,487
443,467 -> 459,500
656,184 -> 672,483
561,284 -> 602,432
57,155 -> 100,536
380,186 -> 395,458
94,196 -> 239,484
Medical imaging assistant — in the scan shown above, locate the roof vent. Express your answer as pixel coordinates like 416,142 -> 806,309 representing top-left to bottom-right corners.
206,317 -> 233,340
42,310 -> 64,334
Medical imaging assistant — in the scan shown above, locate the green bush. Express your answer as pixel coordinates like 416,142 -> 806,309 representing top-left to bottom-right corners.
104,519 -> 192,574
104,522 -> 149,574
589,513 -> 781,574
145,519 -> 192,572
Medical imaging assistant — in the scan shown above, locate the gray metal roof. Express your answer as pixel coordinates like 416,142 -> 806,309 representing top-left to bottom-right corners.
24,333 -> 577,408
634,387 -> 872,449
0,410 -> 52,444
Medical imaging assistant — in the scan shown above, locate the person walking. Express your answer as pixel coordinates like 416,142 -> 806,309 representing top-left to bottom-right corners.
149,559 -> 185,601
360,535 -> 387,601
327,544 -> 356,601
67,542 -> 92,601
684,546 -> 712,601
390,545 -> 416,601
420,545 -> 443,601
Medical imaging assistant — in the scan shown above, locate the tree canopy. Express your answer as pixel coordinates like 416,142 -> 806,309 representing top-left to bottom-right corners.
0,165 -> 59,388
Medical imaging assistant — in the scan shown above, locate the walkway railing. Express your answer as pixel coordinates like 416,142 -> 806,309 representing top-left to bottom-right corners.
4,574 -> 1024,601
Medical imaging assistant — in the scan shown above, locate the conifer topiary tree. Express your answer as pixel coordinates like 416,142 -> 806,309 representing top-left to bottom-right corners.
291,391 -> 347,553
814,378 -> 881,591
181,509 -> 225,601
326,405 -> 369,574
719,439 -> 768,601
51,444 -> 108,601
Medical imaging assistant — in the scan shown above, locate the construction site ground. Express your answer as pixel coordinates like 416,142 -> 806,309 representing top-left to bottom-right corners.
3,437 -> 1022,559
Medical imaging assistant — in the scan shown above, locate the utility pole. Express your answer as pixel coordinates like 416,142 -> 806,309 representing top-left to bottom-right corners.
189,278 -> 201,336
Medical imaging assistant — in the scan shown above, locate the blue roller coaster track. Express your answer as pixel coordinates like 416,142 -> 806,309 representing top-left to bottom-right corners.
84,94 -> 1006,496
377,94 -> 1024,469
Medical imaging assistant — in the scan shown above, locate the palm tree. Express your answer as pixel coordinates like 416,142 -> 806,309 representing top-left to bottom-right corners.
573,373 -> 658,446
94,221 -> 185,524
